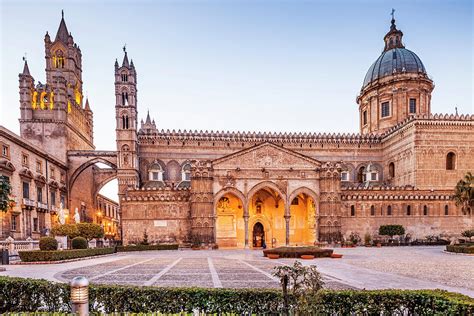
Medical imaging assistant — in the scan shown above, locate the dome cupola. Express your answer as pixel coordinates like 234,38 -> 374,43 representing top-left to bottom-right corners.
357,11 -> 434,135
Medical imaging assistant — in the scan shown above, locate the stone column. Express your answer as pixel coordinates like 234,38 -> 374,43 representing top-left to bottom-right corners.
244,216 -> 249,248
314,217 -> 319,243
284,216 -> 290,246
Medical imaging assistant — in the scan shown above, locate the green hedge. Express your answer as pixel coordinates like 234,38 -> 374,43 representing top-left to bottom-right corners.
446,244 -> 474,254
263,246 -> 333,258
18,248 -> 114,262
116,244 -> 179,252
0,277 -> 474,315
0,277 -> 473,314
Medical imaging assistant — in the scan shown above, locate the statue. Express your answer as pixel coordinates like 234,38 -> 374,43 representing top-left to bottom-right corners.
58,202 -> 66,225
364,162 -> 373,188
74,207 -> 80,224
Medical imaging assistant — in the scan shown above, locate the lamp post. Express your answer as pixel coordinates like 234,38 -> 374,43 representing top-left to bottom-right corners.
70,276 -> 89,315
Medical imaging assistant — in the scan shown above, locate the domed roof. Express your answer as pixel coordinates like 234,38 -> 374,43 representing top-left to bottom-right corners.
362,48 -> 427,88
362,15 -> 428,89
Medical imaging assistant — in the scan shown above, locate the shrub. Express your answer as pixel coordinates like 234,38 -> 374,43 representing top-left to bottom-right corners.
39,237 -> 58,251
116,244 -> 178,252
76,223 -> 104,241
51,224 -> 80,239
349,232 -> 361,245
18,248 -> 114,262
263,246 -> 333,258
71,237 -> 88,249
364,233 -> 372,245
461,229 -> 474,241
0,277 -> 473,314
141,229 -> 149,245
446,244 -> 474,254
379,224 -> 405,237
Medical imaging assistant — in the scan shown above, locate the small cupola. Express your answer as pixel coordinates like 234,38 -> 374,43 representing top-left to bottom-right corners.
383,9 -> 404,52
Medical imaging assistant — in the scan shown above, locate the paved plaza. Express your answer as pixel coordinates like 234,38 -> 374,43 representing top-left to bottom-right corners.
1,246 -> 473,297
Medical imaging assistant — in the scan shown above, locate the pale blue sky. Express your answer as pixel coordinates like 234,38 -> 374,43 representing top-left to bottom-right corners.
1,0 -> 473,200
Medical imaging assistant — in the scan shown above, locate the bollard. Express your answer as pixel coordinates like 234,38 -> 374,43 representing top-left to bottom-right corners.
70,276 -> 89,316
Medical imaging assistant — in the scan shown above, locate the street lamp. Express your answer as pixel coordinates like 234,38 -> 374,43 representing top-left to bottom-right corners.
70,276 -> 89,315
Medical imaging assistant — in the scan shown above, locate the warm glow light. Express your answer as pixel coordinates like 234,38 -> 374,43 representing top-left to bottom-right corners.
74,85 -> 82,105
50,92 -> 54,109
40,91 -> 47,109
67,100 -> 72,113
97,211 -> 102,217
32,90 -> 38,109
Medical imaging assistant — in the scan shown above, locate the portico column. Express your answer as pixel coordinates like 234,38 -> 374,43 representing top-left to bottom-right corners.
314,217 -> 319,243
244,216 -> 249,248
244,203 -> 249,248
284,215 -> 290,246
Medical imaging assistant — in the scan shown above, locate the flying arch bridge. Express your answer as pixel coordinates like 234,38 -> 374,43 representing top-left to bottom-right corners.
67,150 -> 118,223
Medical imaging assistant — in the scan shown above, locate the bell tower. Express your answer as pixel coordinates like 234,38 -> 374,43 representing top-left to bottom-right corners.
115,47 -> 140,198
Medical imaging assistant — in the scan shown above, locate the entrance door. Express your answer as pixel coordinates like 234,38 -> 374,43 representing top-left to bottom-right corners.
252,222 -> 265,248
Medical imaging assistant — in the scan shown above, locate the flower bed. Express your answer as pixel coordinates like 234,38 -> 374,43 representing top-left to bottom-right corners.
116,244 -> 179,252
1,276 -> 473,314
18,248 -> 114,262
446,243 -> 474,254
263,246 -> 333,258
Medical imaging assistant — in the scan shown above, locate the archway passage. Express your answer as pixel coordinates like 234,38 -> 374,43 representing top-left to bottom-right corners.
288,193 -> 317,246
248,185 -> 285,248
215,192 -> 245,248
252,222 -> 265,248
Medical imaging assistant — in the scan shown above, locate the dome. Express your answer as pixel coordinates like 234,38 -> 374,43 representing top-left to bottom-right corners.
362,48 -> 427,88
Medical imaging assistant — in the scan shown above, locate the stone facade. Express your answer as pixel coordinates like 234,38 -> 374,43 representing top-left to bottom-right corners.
118,16 -> 474,247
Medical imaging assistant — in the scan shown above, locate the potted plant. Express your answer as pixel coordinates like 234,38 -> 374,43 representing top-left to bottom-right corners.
267,253 -> 280,259
300,254 -> 315,260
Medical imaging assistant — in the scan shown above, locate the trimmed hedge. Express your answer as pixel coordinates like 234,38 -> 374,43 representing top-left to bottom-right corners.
116,244 -> 179,252
39,237 -> 58,251
1,276 -> 473,314
446,244 -> 474,254
18,248 -> 114,262
71,237 -> 88,249
263,246 -> 333,258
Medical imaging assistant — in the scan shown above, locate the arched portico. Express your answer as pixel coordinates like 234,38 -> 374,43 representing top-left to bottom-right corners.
289,187 -> 319,243
214,189 -> 246,248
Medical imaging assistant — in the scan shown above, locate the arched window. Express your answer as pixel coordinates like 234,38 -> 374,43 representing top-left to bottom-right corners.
53,50 -> 65,68
122,115 -> 129,129
387,205 -> 392,216
357,166 -> 366,183
121,72 -> 128,82
350,205 -> 355,216
389,162 -> 395,178
121,92 -> 129,106
181,163 -> 191,181
445,205 -> 449,216
446,152 -> 456,170
406,205 -> 411,216
423,205 -> 428,216
148,163 -> 164,182
370,205 -> 375,216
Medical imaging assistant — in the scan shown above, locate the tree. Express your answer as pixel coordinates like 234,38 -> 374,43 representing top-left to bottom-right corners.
76,223 -> 104,241
0,176 -> 15,238
51,224 -> 80,239
379,225 -> 405,238
0,176 -> 14,212
454,172 -> 474,215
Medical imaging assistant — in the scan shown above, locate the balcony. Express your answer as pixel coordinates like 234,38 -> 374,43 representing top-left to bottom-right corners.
22,198 -> 35,208
36,202 -> 49,210
50,205 -> 58,213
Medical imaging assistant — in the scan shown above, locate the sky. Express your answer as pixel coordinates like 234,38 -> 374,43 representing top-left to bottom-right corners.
1,0 -> 473,201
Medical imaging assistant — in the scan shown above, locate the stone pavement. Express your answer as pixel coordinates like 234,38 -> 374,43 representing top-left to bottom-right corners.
1,246 -> 472,297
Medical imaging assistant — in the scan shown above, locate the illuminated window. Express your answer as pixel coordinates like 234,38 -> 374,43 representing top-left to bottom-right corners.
409,98 -> 416,113
381,102 -> 390,118
446,152 -> 456,170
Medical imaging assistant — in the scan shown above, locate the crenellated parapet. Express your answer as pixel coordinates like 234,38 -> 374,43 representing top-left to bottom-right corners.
341,186 -> 453,201
122,186 -> 190,202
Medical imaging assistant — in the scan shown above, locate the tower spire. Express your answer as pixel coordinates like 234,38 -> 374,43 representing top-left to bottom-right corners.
122,44 -> 129,67
21,56 -> 30,76
383,8 -> 404,52
55,10 -> 69,43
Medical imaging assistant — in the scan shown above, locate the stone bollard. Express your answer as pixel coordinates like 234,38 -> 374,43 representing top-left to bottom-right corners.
70,276 -> 89,316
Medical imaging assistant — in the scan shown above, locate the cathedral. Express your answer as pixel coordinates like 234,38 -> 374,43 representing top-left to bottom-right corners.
2,13 -> 473,247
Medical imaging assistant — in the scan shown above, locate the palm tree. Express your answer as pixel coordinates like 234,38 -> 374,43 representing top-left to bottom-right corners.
454,172 -> 474,215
